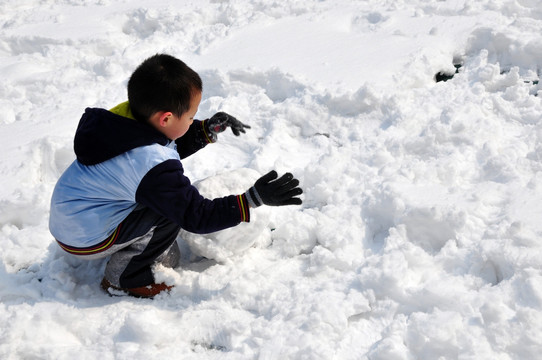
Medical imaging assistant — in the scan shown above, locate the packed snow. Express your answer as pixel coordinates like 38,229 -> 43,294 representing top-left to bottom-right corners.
1,0 -> 542,358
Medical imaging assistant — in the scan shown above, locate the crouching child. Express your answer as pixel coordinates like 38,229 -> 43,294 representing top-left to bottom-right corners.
49,54 -> 302,298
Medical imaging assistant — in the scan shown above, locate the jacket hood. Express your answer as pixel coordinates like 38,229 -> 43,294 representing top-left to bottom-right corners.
74,108 -> 169,165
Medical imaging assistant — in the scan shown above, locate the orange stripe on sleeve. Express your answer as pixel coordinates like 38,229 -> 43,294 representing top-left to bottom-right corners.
237,195 -> 250,222
201,120 -> 215,144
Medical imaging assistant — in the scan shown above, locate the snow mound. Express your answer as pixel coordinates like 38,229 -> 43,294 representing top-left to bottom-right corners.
179,168 -> 271,262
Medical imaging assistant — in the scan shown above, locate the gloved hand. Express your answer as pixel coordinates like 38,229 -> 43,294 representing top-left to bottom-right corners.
204,112 -> 251,142
245,170 -> 303,207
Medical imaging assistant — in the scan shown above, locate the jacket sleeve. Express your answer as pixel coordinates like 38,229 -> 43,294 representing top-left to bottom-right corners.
175,120 -> 214,159
135,159 -> 250,234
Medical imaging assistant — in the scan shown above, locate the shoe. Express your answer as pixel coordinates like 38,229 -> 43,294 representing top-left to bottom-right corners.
100,278 -> 173,299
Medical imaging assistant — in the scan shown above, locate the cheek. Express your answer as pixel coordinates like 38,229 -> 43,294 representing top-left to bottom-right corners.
180,119 -> 192,135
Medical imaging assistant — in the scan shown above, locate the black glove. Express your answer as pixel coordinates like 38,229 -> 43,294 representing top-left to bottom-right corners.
245,170 -> 303,207
204,112 -> 251,142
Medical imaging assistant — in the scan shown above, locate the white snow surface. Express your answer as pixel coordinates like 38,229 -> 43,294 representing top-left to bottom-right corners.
1,0 -> 542,359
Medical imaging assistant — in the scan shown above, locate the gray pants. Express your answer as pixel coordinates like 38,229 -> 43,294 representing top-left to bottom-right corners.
61,206 -> 181,288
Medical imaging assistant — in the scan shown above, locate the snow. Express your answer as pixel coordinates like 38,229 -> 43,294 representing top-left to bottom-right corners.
1,0 -> 542,358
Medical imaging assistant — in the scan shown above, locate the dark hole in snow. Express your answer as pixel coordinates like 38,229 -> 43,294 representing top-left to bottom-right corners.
435,63 -> 462,83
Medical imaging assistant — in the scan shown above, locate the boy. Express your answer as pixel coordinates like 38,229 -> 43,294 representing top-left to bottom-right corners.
49,54 -> 302,298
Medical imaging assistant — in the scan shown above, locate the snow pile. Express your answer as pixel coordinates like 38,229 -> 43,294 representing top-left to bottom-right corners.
180,168 -> 272,262
1,0 -> 542,359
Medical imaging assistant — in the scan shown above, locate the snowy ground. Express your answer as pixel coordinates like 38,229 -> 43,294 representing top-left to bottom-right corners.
1,0 -> 542,359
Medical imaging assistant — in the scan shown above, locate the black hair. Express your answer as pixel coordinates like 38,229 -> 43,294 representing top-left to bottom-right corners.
127,54 -> 202,122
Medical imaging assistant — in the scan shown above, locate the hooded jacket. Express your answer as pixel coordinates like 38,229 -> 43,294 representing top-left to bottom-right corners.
49,104 -> 250,248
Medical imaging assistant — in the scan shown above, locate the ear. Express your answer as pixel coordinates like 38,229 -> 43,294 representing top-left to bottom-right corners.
158,112 -> 173,128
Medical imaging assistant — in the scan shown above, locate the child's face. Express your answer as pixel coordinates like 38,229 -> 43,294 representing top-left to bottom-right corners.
164,91 -> 202,140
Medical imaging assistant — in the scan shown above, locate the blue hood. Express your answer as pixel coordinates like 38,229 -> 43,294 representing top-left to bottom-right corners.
74,108 -> 169,165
